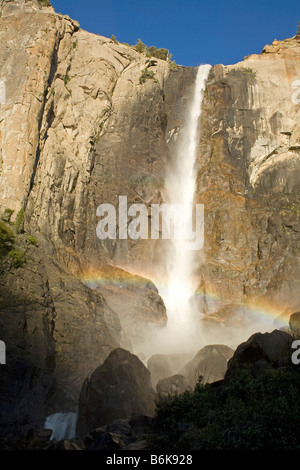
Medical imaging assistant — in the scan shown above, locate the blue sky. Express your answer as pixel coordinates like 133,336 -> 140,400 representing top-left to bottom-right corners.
51,0 -> 300,66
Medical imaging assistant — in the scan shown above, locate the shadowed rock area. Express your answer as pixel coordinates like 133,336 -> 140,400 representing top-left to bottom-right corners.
76,348 -> 156,438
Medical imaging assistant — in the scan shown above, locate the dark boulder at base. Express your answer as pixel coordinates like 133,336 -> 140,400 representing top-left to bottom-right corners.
76,348 -> 155,437
226,329 -> 294,377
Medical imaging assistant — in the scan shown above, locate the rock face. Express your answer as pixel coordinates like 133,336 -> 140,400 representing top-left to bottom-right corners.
289,312 -> 300,338
76,348 -> 156,438
195,34 -> 300,325
156,374 -> 192,396
0,244 -> 124,438
0,0 -> 170,436
179,344 -> 234,386
87,265 -> 167,352
226,329 -> 294,376
147,353 -> 194,388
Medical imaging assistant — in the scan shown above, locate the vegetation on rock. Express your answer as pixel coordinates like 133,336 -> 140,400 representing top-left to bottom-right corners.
111,34 -> 118,44
1,208 -> 14,224
0,209 -> 38,270
134,38 -> 173,62
0,220 -> 16,257
38,0 -> 51,6
15,208 -> 24,234
139,67 -> 159,85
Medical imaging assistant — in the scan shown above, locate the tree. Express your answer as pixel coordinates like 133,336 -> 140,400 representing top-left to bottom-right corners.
15,208 -> 24,234
111,34 -> 118,44
135,38 -> 147,54
0,221 -> 15,257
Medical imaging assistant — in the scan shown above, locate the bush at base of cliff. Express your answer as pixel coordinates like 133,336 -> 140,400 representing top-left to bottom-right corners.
147,365 -> 300,450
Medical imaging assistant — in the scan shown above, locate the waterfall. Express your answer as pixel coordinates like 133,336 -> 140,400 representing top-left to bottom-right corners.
44,412 -> 77,441
155,64 -> 211,355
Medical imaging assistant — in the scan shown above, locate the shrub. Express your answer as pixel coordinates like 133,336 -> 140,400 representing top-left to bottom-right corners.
169,60 -> 178,71
147,365 -> 300,450
64,71 -> 71,86
135,38 -> 147,54
38,0 -> 51,6
0,221 -> 16,257
153,48 -> 169,61
27,235 -> 38,247
111,34 -> 118,44
8,249 -> 26,268
15,208 -> 24,234
139,68 -> 159,85
1,208 -> 14,223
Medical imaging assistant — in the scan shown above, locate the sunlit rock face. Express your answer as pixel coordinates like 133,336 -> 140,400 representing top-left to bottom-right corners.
195,35 -> 300,330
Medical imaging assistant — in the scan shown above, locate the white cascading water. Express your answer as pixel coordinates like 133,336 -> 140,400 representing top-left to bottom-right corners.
156,64 -> 211,354
44,412 -> 77,441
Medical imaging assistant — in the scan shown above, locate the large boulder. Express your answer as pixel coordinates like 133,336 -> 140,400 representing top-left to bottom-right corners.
156,374 -> 192,397
76,349 -> 155,437
179,344 -> 234,386
226,329 -> 294,377
147,352 -> 194,388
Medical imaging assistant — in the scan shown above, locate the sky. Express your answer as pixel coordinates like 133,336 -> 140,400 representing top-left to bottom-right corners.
50,0 -> 300,67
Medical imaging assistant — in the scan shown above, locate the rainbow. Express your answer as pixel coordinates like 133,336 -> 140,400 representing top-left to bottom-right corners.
79,266 -> 291,329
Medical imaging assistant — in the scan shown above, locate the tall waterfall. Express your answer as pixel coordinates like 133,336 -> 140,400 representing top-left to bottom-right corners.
156,64 -> 211,354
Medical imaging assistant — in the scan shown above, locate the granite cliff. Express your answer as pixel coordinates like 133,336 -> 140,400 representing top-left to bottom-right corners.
0,0 -> 299,439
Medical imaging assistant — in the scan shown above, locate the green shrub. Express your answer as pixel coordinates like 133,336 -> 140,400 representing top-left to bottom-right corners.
38,0 -> 51,6
1,208 -> 14,224
111,34 -> 118,44
148,365 -> 300,450
139,68 -> 159,85
0,221 -> 16,257
27,235 -> 38,247
8,249 -> 26,268
169,60 -> 178,71
135,38 -> 147,54
15,208 -> 24,234
151,47 -> 169,61
64,71 -> 71,86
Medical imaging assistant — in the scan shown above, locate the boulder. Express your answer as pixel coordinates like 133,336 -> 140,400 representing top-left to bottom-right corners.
289,312 -> 300,338
147,352 -> 194,387
156,374 -> 192,396
83,414 -> 153,450
226,329 -> 294,377
76,349 -> 155,437
179,344 -> 234,386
